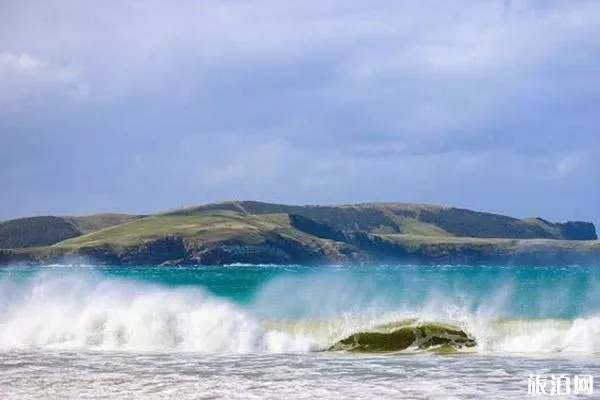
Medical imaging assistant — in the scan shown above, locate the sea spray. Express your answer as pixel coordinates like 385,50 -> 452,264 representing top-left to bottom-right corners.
1,265 -> 600,354
474,317 -> 600,353
0,271 -> 320,352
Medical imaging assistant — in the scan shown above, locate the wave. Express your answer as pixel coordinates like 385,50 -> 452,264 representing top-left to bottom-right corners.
328,321 -> 476,353
1,271 -> 599,354
475,317 -> 600,353
0,272 -> 319,352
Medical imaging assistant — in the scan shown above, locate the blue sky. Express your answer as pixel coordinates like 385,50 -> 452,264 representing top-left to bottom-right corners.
1,0 -> 599,226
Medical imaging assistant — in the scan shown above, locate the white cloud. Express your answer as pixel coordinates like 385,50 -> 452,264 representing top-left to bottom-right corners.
0,53 -> 88,109
0,53 -> 43,73
554,154 -> 582,179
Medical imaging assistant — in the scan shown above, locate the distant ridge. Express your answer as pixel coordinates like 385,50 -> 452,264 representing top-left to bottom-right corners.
0,201 -> 597,266
164,200 -> 597,241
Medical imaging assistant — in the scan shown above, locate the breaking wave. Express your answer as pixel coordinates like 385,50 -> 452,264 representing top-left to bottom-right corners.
0,272 -> 318,352
0,270 -> 599,354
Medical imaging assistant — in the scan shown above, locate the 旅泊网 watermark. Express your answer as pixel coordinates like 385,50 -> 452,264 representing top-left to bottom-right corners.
528,374 -> 594,396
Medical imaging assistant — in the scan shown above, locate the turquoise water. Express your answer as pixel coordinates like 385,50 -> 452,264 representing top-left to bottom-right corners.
1,264 -> 599,399
7,264 -> 597,317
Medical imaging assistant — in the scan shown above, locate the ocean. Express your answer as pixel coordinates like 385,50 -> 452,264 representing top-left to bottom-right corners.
0,264 -> 598,399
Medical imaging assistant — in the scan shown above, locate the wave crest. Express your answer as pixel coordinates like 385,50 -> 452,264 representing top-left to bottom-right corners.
0,272 -> 319,352
2,271 -> 600,355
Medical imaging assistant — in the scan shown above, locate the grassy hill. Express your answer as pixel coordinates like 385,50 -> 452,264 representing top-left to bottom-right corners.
163,201 -> 596,240
0,201 -> 597,266
0,214 -> 139,249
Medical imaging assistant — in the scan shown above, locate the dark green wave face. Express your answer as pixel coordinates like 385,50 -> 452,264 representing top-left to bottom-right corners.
328,322 -> 477,353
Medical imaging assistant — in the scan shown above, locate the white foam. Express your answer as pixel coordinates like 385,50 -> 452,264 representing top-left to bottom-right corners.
474,316 -> 600,353
0,272 -> 320,352
2,270 -> 600,354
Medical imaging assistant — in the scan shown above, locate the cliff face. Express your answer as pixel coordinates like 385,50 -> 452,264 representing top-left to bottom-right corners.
0,201 -> 598,266
559,221 -> 598,240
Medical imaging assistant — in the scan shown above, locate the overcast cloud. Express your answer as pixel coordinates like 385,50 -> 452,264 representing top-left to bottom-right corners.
1,0 -> 599,225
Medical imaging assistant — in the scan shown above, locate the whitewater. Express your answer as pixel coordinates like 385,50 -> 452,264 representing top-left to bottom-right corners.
1,264 -> 599,399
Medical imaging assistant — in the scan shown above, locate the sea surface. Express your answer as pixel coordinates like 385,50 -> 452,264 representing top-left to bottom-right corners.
0,264 -> 599,399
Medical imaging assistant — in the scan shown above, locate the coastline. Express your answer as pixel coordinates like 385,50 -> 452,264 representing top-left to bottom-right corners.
1,201 -> 598,266
1,234 -> 598,266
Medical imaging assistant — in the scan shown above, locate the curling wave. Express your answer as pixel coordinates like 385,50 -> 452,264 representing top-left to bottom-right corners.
328,321 -> 476,353
1,271 -> 599,354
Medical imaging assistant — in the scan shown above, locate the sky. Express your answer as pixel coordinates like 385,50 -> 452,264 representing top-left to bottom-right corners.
1,0 -> 599,226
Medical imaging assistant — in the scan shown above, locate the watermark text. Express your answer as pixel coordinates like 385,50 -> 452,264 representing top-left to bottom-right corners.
528,374 -> 594,396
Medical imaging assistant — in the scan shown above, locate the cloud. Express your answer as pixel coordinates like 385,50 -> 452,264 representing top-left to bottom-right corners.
0,0 -> 599,226
0,52 -> 88,110
554,154 -> 583,180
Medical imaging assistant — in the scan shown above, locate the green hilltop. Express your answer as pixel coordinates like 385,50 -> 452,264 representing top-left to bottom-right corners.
0,201 -> 598,266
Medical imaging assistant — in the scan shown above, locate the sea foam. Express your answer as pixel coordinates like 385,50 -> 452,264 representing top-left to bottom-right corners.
0,272 -> 319,352
1,270 -> 599,354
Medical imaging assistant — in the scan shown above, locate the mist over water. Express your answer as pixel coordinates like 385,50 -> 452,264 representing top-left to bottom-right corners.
1,264 -> 599,354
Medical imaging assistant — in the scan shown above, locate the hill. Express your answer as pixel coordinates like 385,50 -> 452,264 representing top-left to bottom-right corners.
164,201 -> 597,240
0,214 -> 139,249
0,201 -> 597,266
